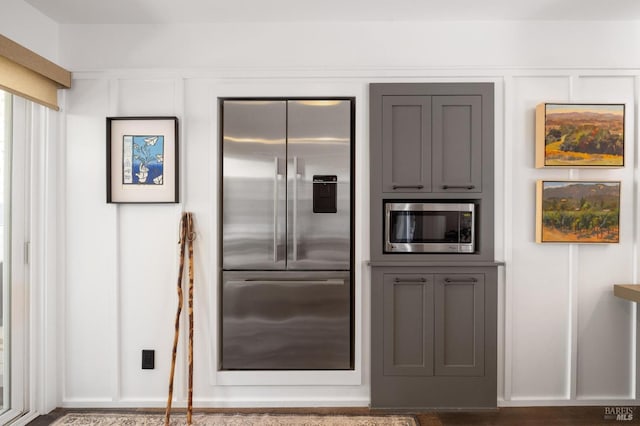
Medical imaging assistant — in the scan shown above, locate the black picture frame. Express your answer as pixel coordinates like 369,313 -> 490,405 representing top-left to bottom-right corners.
106,116 -> 179,203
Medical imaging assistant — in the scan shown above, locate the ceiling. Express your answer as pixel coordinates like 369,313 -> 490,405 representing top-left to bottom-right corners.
23,0 -> 640,24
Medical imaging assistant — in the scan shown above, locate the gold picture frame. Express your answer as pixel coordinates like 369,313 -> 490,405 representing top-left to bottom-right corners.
535,103 -> 625,168
536,180 -> 620,244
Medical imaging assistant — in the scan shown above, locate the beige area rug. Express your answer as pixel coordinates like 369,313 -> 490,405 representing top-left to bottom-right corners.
51,413 -> 418,426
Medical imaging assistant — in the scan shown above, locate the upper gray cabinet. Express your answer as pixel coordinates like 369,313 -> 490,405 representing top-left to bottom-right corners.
381,96 -> 432,192
432,95 -> 482,193
380,94 -> 482,194
372,83 -> 492,196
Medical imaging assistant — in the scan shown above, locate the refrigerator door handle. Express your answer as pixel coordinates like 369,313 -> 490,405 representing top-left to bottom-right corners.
229,279 -> 345,286
292,156 -> 299,261
273,157 -> 283,263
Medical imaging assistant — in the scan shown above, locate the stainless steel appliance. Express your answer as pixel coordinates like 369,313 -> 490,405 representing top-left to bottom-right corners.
384,202 -> 475,253
220,98 -> 353,370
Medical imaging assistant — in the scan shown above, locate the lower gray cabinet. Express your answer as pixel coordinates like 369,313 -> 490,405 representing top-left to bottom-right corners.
383,274 -> 434,376
371,266 -> 497,409
434,273 -> 485,377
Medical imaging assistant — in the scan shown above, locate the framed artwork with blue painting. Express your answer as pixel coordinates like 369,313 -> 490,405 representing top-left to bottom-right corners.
107,116 -> 179,203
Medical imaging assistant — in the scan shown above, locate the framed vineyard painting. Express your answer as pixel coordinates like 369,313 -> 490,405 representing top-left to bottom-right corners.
535,103 -> 625,168
536,180 -> 620,244
107,116 -> 179,203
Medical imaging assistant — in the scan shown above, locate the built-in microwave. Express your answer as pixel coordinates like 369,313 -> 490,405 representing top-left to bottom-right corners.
384,202 -> 475,253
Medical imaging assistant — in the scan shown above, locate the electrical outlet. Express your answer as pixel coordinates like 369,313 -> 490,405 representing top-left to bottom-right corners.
142,349 -> 155,369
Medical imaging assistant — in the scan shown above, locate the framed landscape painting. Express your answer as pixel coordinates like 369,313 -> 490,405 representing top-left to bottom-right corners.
536,180 -> 620,244
535,103 -> 625,168
107,116 -> 179,203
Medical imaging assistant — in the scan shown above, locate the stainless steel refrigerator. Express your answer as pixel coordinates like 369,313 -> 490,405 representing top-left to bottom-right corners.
220,99 -> 354,370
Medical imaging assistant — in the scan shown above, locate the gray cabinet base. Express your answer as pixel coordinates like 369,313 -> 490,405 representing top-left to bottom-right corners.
371,375 -> 496,409
370,266 -> 497,409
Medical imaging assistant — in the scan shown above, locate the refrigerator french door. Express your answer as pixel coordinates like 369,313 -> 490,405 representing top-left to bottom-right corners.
220,98 -> 354,370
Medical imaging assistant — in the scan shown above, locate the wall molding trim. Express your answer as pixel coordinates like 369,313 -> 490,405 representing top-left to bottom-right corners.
68,67 -> 640,82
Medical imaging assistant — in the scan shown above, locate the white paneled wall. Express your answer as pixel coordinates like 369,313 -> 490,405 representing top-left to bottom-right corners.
508,77 -> 573,401
65,78 -> 117,401
62,70 -> 640,408
64,76 -> 373,407
573,77 -> 636,400
505,75 -> 637,404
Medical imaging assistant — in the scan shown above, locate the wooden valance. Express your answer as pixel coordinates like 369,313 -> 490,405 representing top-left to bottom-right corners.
0,34 -> 71,110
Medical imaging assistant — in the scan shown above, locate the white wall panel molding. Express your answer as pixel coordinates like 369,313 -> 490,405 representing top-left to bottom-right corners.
107,77 -> 122,403
501,74 -> 515,402
56,88 -> 68,410
69,67 -> 640,83
567,243 -> 579,400
636,76 -> 640,400
566,74 -> 579,403
203,80 -> 218,389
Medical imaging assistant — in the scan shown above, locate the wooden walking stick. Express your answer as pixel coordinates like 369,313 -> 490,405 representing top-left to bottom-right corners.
186,212 -> 195,424
165,212 -> 196,426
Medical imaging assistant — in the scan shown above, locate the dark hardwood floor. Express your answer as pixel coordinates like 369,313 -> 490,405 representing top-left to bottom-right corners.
26,406 -> 640,425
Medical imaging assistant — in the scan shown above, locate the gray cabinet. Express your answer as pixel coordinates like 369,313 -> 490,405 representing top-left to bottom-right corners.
379,94 -> 482,194
433,273 -> 485,377
381,96 -> 432,193
371,266 -> 497,409
432,96 -> 482,193
382,274 -> 434,376
370,83 -> 495,262
370,83 -> 497,408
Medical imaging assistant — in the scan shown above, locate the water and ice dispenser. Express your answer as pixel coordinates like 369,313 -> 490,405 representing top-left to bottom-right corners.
312,175 -> 338,213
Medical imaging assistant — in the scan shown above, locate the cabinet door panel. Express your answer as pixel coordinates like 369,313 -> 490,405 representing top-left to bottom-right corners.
434,273 -> 485,376
382,96 -> 431,192
383,274 -> 434,376
432,96 -> 482,193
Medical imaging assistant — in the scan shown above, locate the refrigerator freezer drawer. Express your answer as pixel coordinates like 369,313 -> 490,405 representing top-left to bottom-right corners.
221,271 -> 352,370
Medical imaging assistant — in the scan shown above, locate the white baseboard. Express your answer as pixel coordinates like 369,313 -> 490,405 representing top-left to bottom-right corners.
61,398 -> 371,409
499,398 -> 638,407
